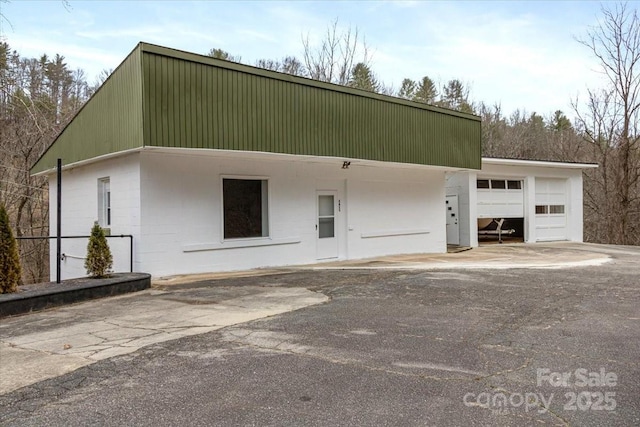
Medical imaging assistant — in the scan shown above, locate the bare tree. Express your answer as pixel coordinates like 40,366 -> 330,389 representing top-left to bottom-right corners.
255,56 -> 305,76
0,0 -> 13,39
302,19 -> 370,85
90,68 -> 112,93
574,3 -> 640,245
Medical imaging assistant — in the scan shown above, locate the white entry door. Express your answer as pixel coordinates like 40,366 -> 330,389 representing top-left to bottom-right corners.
446,195 -> 460,245
317,191 -> 339,259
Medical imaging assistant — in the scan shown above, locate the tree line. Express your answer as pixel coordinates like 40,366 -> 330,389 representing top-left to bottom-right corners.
209,20 -> 475,113
0,42 -> 97,283
1,3 -> 638,284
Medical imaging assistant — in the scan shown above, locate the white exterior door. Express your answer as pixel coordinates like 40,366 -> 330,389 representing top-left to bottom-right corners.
317,191 -> 339,259
535,178 -> 568,241
446,195 -> 460,245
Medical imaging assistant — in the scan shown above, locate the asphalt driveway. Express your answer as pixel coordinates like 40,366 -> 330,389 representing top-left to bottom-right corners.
1,243 -> 639,426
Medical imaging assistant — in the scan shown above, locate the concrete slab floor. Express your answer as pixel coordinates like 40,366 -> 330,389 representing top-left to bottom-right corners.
291,242 -> 613,270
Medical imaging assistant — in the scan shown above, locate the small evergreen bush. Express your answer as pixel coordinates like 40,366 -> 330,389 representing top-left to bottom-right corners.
85,222 -> 113,278
0,205 -> 21,293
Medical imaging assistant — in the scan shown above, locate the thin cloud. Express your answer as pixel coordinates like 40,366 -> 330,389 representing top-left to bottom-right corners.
235,29 -> 278,44
1,0 -> 614,115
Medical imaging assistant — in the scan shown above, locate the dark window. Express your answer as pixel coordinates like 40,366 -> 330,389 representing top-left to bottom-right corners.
550,205 -> 565,214
98,178 -> 111,228
491,179 -> 506,189
535,205 -> 548,214
507,180 -> 522,190
477,179 -> 490,189
106,191 -> 111,226
223,179 -> 269,239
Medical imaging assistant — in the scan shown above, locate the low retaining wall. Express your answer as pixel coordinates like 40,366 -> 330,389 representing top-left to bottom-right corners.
0,273 -> 151,317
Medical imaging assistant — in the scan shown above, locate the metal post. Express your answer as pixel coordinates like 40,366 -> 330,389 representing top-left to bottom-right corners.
129,235 -> 133,273
56,158 -> 62,284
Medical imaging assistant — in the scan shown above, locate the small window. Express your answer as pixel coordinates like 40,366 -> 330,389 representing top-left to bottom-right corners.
318,195 -> 335,239
223,178 -> 269,239
507,180 -> 522,190
98,178 -> 111,227
550,205 -> 565,214
491,180 -> 506,189
535,205 -> 548,215
477,179 -> 490,189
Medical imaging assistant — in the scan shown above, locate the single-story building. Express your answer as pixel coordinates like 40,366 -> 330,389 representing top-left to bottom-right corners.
31,42 -> 595,280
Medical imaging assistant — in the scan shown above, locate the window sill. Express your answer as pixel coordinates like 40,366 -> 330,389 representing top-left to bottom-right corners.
182,237 -> 301,252
360,229 -> 430,239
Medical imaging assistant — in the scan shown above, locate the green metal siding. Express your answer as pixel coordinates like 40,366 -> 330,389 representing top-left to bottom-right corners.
141,46 -> 480,169
31,48 -> 144,174
33,42 -> 481,174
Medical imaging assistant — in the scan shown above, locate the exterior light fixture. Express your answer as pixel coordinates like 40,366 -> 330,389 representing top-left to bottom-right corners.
342,161 -> 351,169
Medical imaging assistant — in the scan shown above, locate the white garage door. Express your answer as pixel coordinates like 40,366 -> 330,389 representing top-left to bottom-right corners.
535,178 -> 568,241
476,178 -> 524,218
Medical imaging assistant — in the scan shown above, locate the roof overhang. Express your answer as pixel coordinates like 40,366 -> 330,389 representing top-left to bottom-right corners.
33,146 -> 471,176
31,147 -> 144,176
482,157 -> 598,169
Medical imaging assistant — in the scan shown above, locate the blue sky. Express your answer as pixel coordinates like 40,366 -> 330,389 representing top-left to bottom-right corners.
1,0 -> 617,116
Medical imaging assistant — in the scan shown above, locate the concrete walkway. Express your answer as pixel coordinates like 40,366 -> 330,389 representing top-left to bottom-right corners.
291,242 -> 612,270
0,286 -> 328,394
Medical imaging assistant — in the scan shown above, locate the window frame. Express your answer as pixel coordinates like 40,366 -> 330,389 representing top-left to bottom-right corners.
536,204 -> 566,215
535,205 -> 549,215
98,177 -> 111,228
507,180 -> 522,190
490,179 -> 506,189
220,175 -> 271,242
478,178 -> 524,191
476,179 -> 490,189
549,205 -> 565,215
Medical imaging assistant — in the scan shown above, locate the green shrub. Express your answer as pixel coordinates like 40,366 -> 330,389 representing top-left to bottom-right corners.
0,205 -> 21,293
85,222 -> 113,278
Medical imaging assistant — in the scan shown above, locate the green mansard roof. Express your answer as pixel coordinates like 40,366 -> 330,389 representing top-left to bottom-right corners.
32,42 -> 481,174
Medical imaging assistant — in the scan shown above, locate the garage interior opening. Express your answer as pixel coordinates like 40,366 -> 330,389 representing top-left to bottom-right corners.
477,217 -> 525,244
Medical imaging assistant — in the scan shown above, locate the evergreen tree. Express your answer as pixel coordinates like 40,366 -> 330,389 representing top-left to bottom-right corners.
550,110 -> 573,132
207,48 -> 241,62
413,76 -> 438,104
397,78 -> 417,99
348,62 -> 379,92
439,79 -> 473,113
0,205 -> 21,293
85,222 -> 113,278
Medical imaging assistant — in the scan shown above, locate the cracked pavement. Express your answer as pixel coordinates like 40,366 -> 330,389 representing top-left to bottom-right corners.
1,243 -> 639,426
0,286 -> 328,394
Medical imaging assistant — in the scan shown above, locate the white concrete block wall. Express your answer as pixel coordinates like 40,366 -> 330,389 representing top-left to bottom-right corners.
445,171 -> 477,247
345,170 -> 445,259
47,151 -> 588,279
139,151 -> 446,277
48,154 -> 141,280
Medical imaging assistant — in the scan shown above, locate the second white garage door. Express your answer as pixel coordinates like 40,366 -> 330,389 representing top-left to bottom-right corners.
535,178 -> 568,241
